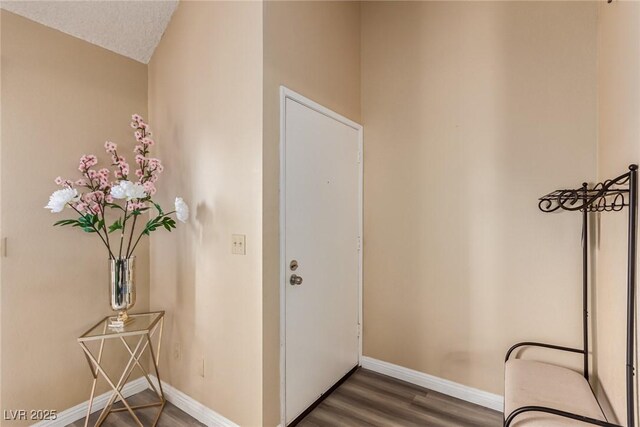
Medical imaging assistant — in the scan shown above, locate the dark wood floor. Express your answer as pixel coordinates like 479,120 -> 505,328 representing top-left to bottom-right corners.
298,369 -> 503,427
67,389 -> 204,427
68,369 -> 502,426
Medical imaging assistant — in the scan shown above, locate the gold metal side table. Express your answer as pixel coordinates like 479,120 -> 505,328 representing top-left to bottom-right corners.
78,311 -> 166,427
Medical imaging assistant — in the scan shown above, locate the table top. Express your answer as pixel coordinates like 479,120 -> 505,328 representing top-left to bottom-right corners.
78,311 -> 164,342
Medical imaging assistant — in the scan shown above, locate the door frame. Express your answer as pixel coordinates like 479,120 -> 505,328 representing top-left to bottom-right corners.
279,86 -> 363,426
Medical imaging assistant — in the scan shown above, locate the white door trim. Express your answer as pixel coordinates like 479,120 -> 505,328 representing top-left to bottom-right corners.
279,86 -> 363,426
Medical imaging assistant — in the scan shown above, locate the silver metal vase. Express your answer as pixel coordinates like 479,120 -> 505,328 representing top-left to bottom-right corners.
109,257 -> 136,323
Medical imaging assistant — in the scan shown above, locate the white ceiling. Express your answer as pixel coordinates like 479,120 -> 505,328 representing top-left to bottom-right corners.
0,0 -> 178,63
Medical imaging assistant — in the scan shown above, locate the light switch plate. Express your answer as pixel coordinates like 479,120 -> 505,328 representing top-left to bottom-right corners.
232,234 -> 246,255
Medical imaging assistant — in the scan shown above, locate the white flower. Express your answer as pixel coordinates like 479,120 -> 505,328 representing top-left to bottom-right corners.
110,180 -> 147,201
175,197 -> 189,223
45,188 -> 79,213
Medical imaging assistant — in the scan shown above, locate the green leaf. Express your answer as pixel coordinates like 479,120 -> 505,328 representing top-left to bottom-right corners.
153,202 -> 164,216
108,218 -> 123,234
131,207 -> 150,216
54,219 -> 79,227
106,203 -> 126,212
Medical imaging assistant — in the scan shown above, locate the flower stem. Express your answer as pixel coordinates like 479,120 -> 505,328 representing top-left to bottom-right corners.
70,204 -> 114,259
83,168 -> 113,256
125,214 -> 138,259
119,202 -> 129,259
128,211 -> 177,256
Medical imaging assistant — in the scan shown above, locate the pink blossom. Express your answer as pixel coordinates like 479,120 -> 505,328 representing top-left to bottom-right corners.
78,154 -> 98,172
76,202 -> 87,212
88,191 -> 105,203
105,195 -> 114,203
132,114 -> 142,122
127,201 -> 146,212
134,145 -> 145,155
134,131 -> 143,141
142,138 -> 155,146
115,163 -> 130,178
55,177 -> 74,188
143,181 -> 156,195
148,158 -> 162,170
104,141 -> 117,153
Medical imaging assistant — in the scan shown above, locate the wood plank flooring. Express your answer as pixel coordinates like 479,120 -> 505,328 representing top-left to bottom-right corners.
298,369 -> 503,427
67,389 -> 204,427
68,369 -> 502,426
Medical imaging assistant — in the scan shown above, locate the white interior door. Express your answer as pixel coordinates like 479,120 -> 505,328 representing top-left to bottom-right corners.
281,88 -> 362,425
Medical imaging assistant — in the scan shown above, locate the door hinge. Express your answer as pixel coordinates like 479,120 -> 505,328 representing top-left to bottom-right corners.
357,236 -> 361,251
357,151 -> 362,164
357,323 -> 361,338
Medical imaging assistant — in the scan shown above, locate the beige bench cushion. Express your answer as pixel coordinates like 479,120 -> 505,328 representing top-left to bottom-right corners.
505,359 -> 607,426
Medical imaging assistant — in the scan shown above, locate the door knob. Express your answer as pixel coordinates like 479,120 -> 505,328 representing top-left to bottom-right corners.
290,274 -> 303,286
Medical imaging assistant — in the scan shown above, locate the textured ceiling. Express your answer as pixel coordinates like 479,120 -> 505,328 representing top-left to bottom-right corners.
0,0 -> 178,63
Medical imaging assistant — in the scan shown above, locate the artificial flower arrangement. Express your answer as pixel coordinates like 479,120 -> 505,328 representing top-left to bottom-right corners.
45,114 -> 188,259
45,114 -> 188,324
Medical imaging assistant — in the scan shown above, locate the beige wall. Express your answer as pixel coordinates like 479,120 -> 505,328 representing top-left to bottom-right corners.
0,10 -> 149,423
3,2 -> 633,425
148,1 -> 264,425
595,1 -> 640,423
361,1 -> 597,395
262,1 -> 361,424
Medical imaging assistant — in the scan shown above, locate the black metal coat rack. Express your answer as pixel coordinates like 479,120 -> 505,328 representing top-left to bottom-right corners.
504,164 -> 638,427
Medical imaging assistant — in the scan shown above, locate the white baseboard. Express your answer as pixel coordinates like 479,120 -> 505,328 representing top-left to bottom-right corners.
360,356 -> 504,412
31,376 -> 238,427
31,377 -> 149,427
149,376 -> 239,427
33,359 -> 500,427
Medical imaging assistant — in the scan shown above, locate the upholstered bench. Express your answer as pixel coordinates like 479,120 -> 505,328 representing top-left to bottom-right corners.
504,359 -> 607,426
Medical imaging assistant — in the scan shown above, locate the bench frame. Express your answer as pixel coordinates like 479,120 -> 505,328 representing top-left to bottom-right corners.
504,165 -> 638,427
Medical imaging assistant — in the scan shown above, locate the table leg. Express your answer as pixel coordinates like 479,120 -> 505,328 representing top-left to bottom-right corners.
120,336 -> 161,398
79,341 -> 145,427
95,335 -> 148,426
146,331 -> 165,402
80,323 -> 107,427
